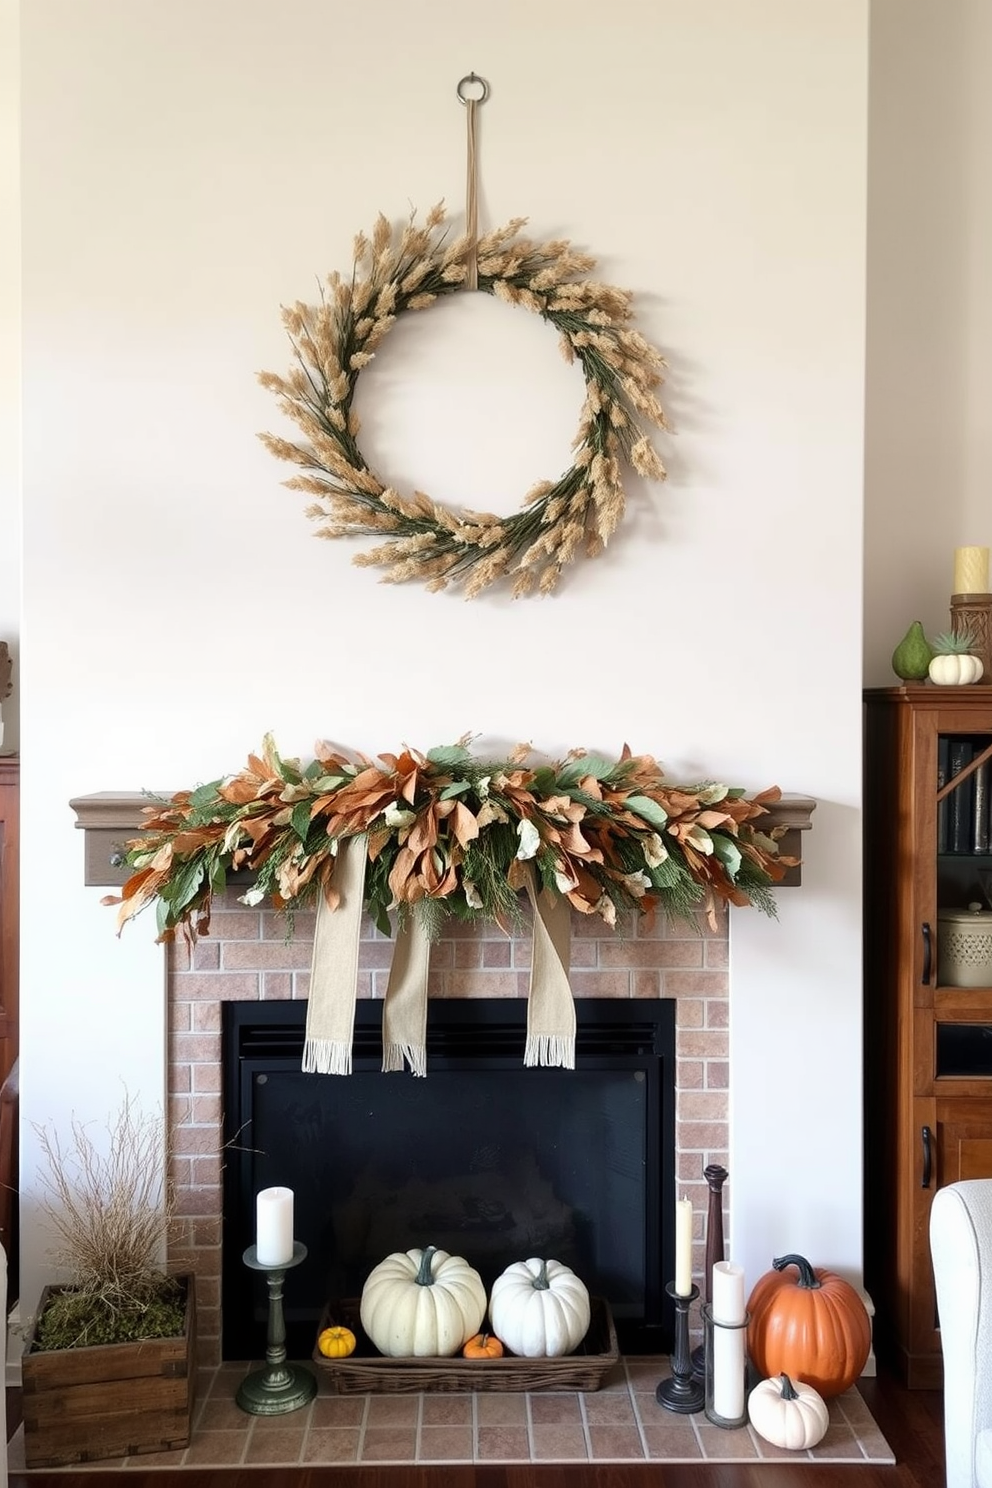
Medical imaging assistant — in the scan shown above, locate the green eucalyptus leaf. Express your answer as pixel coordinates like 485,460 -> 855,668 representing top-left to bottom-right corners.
564,753 -> 617,781
625,794 -> 669,829
189,781 -> 223,809
161,857 -> 205,911
371,898 -> 393,938
712,836 -> 742,878
426,744 -> 473,769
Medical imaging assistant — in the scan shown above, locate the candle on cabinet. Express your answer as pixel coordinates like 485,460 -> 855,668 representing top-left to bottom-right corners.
953,545 -> 990,595
674,1195 -> 693,1295
256,1186 -> 294,1266
711,1260 -> 746,1421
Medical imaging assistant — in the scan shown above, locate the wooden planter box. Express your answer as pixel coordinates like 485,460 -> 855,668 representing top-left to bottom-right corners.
21,1274 -> 196,1467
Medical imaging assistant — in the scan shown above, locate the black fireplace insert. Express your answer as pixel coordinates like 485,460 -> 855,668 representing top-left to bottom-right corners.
221,996 -> 676,1359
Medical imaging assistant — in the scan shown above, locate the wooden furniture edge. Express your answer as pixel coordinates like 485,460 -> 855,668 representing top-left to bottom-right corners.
70,791 -> 816,889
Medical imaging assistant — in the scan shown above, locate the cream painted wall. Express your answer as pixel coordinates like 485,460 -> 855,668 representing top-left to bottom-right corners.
0,0 -> 19,753
865,0 -> 992,681
16,0 -> 868,1318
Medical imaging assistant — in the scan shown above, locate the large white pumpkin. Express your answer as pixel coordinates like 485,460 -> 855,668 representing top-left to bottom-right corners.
359,1245 -> 486,1358
489,1257 -> 591,1357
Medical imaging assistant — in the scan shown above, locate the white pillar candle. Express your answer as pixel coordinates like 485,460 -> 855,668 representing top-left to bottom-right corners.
674,1195 -> 693,1295
711,1259 -> 746,1420
256,1185 -> 294,1266
712,1319 -> 746,1421
953,545 -> 990,595
711,1260 -> 745,1323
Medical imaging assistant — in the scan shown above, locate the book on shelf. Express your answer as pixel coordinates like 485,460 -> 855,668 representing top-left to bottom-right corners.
948,738 -> 974,855
975,751 -> 990,854
937,737 -> 950,854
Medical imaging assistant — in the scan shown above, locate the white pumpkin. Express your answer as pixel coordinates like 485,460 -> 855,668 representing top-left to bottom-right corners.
359,1245 -> 486,1358
489,1257 -> 591,1358
748,1372 -> 830,1450
928,652 -> 984,685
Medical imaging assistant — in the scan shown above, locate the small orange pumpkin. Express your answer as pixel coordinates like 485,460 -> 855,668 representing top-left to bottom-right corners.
746,1253 -> 870,1399
317,1324 -> 357,1359
462,1331 -> 505,1360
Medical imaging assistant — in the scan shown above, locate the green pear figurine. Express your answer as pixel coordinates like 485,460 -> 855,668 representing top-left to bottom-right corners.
892,620 -> 934,681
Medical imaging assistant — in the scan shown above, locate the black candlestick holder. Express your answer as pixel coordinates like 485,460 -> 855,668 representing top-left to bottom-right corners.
692,1162 -> 728,1382
236,1242 -> 317,1415
656,1281 -> 704,1413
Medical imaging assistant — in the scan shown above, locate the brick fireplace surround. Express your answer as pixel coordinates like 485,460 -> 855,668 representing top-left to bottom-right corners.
165,898 -> 731,1370
68,790 -> 813,1372
38,796 -> 893,1469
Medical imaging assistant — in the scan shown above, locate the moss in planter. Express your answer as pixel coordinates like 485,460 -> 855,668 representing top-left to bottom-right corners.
34,1277 -> 186,1351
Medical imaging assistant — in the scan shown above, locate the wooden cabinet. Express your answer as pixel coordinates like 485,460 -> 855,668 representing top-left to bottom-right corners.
864,687 -> 992,1387
0,754 -> 17,1086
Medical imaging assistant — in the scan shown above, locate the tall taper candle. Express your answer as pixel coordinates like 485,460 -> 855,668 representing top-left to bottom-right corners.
954,546 -> 989,595
256,1186 -> 294,1266
674,1195 -> 693,1295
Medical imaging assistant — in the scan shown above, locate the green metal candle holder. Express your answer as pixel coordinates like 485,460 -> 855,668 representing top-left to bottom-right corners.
235,1242 -> 317,1415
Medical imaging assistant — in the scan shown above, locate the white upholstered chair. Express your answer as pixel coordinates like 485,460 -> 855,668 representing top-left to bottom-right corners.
0,1237 -> 6,1488
931,1179 -> 992,1488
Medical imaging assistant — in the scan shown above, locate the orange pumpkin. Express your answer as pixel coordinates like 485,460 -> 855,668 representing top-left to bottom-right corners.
462,1331 -> 505,1360
317,1325 -> 357,1359
746,1253 -> 870,1399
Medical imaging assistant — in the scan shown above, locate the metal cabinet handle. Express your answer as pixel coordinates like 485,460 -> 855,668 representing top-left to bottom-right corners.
922,1125 -> 933,1189
922,922 -> 932,985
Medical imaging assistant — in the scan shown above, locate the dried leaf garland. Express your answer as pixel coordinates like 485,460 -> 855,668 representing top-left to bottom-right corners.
103,735 -> 796,945
259,205 -> 669,598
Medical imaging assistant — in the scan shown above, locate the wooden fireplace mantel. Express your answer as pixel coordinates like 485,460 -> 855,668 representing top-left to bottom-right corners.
69,791 -> 816,889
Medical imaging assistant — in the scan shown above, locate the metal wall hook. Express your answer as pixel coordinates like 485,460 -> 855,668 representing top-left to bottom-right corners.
456,72 -> 489,104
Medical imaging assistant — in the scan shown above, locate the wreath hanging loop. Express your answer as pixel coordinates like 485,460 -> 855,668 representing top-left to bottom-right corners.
258,203 -> 670,598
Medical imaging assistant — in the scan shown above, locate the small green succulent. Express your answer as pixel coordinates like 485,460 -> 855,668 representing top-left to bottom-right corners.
930,628 -> 978,655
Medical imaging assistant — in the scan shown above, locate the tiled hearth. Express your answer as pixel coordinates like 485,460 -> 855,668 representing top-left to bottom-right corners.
164,895 -> 732,1369
7,1361 -> 894,1470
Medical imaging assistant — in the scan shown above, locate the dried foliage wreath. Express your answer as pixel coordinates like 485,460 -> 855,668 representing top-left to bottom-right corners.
259,203 -> 669,598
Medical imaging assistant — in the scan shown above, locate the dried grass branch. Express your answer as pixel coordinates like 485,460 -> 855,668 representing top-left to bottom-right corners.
33,1093 -> 186,1349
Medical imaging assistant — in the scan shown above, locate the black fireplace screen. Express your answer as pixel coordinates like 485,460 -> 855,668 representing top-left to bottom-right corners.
222,997 -> 676,1359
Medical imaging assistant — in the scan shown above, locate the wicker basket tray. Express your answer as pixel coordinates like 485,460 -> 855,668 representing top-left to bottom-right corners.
312,1295 -> 619,1394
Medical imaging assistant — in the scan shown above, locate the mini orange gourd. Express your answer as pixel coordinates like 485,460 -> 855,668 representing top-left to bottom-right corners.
746,1253 -> 870,1399
462,1332 -> 505,1359
317,1325 -> 357,1359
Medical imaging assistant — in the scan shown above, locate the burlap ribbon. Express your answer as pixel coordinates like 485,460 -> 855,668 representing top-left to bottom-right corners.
520,864 -> 575,1069
302,840 -> 575,1075
302,834 -> 368,1075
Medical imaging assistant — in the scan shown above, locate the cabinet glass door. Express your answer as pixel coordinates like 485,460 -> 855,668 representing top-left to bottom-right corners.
936,729 -> 992,990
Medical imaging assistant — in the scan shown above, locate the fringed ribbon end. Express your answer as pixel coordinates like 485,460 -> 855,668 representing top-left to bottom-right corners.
382,1042 -> 428,1078
302,1038 -> 353,1076
523,1034 -> 575,1070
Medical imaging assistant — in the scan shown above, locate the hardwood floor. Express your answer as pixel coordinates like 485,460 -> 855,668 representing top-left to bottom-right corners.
5,1361 -> 946,1487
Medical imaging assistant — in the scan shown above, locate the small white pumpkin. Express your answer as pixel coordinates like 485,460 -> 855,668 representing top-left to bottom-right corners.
927,631 -> 984,686
359,1245 -> 486,1358
489,1257 -> 591,1358
748,1372 -> 830,1450
928,652 -> 984,685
